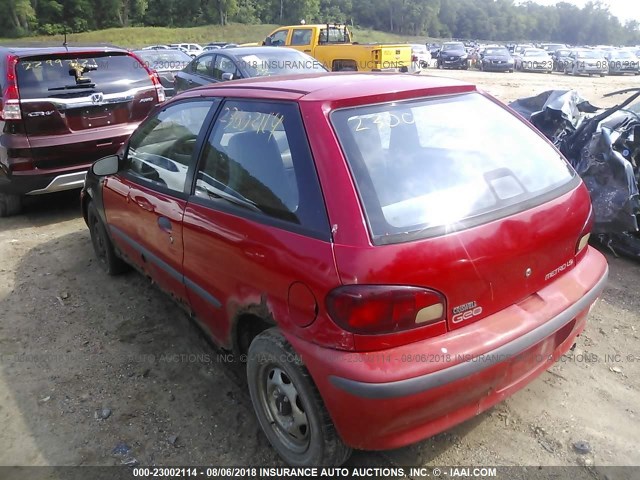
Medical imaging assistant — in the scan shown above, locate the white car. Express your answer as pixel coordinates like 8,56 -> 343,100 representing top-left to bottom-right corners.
410,44 -> 431,70
168,43 -> 204,58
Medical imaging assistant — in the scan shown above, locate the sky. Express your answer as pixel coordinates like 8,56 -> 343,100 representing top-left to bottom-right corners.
524,0 -> 640,24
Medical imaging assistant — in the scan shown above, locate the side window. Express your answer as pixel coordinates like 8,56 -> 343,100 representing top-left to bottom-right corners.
291,29 -> 312,46
123,101 -> 214,193
194,54 -> 214,77
193,100 -> 329,236
267,30 -> 288,47
212,55 -> 239,80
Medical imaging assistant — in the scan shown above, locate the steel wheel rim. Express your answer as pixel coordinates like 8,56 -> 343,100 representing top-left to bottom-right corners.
91,217 -> 107,264
257,363 -> 310,453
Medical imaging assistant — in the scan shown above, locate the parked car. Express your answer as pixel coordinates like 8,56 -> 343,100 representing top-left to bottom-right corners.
83,72 -> 608,466
540,43 -> 567,55
134,49 -> 192,97
436,41 -> 469,69
605,49 -> 640,75
510,43 -> 535,67
427,43 -> 441,59
0,46 -> 165,216
552,48 -> 573,72
169,43 -> 204,57
174,46 -> 327,93
476,45 -> 514,72
516,48 -> 553,73
410,44 -> 430,70
564,49 -> 608,76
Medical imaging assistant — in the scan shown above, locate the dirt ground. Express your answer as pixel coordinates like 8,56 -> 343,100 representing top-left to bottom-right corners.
1,70 -> 639,474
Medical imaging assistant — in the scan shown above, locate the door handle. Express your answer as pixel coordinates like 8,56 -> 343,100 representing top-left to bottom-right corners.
304,49 -> 311,53
157,216 -> 172,233
133,196 -> 154,212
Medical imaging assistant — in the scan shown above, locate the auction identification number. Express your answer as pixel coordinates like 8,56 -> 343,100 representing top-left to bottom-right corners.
133,467 -> 261,477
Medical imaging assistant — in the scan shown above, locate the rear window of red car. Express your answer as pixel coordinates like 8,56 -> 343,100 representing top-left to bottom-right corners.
331,92 -> 577,244
16,53 -> 151,99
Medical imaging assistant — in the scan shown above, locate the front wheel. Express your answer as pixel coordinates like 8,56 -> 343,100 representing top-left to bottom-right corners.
87,201 -> 129,275
247,328 -> 352,466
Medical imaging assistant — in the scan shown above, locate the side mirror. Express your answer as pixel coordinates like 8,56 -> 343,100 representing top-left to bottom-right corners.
92,155 -> 120,176
221,72 -> 234,81
264,37 -> 272,46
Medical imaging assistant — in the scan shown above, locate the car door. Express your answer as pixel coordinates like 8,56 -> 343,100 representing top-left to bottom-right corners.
212,54 -> 242,81
102,99 -> 218,305
181,99 -> 334,345
289,28 -> 313,54
175,54 -> 215,92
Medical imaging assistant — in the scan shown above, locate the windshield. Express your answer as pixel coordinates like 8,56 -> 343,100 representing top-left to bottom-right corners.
331,93 -> 575,243
575,50 -> 603,59
238,51 -> 327,76
524,50 -> 548,57
16,53 -> 151,99
485,48 -> 509,56
442,43 -> 465,51
135,50 -> 192,71
610,51 -> 635,59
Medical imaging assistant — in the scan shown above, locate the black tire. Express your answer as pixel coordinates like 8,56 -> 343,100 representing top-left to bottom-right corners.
247,328 -> 352,466
87,201 -> 129,275
0,192 -> 22,217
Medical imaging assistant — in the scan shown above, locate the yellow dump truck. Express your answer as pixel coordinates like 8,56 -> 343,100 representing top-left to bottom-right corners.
263,24 -> 412,72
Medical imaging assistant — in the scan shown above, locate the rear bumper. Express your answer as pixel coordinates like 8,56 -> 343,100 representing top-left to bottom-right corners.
288,247 -> 608,451
0,164 -> 91,195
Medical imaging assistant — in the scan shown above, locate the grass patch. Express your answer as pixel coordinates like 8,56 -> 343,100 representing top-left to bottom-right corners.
0,23 -> 427,49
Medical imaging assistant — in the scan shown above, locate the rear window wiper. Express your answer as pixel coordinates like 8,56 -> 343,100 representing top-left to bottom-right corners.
48,84 -> 97,91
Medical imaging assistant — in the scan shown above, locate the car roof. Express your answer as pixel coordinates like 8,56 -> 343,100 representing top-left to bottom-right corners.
0,45 -> 127,57
183,72 -> 476,103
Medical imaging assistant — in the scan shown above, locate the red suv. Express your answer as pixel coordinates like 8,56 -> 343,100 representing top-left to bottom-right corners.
0,46 -> 165,216
82,73 -> 608,466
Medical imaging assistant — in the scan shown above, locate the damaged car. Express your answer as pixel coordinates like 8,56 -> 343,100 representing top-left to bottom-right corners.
510,88 -> 640,257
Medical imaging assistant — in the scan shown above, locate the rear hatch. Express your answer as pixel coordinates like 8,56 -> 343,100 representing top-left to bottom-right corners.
330,92 -> 587,336
16,51 -> 161,169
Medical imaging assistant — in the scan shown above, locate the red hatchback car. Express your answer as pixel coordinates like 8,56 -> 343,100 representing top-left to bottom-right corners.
82,73 -> 608,466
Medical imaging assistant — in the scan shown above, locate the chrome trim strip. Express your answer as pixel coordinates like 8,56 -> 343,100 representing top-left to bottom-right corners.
26,171 -> 87,195
19,86 -> 156,109
330,267 -> 609,399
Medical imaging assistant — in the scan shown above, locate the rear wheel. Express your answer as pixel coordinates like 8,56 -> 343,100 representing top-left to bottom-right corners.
0,193 -> 22,217
247,328 -> 352,466
87,201 -> 129,275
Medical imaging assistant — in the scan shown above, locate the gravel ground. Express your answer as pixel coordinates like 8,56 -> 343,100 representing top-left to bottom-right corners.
0,70 -> 639,476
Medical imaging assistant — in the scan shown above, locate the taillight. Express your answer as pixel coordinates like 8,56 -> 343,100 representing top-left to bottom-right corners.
326,285 -> 446,335
0,54 -> 21,120
576,205 -> 594,256
130,53 -> 165,103
412,54 -> 418,62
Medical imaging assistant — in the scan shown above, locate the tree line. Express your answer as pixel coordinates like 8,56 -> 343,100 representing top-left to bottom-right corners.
2,0 -> 639,45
